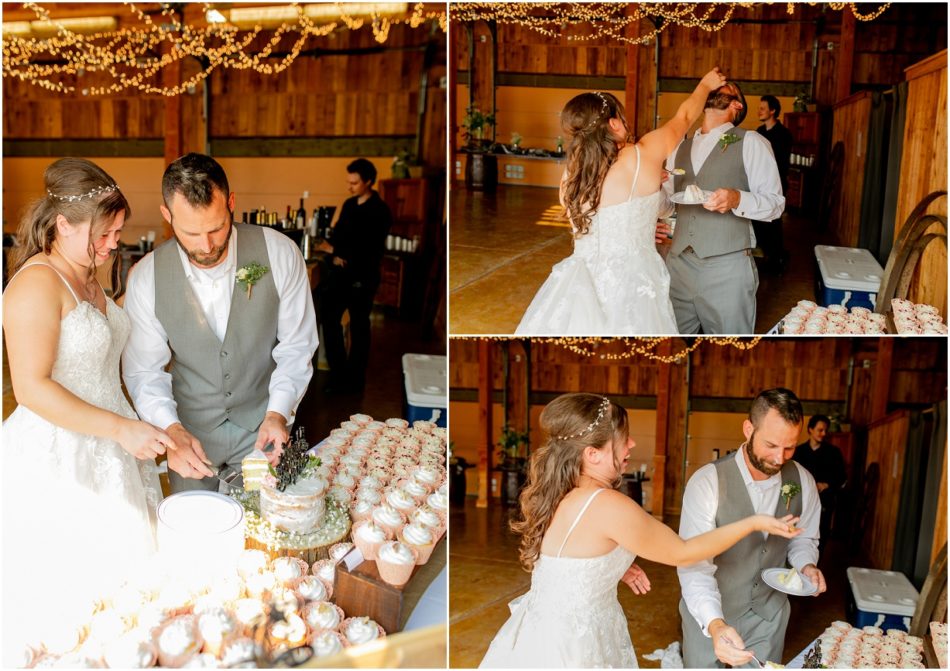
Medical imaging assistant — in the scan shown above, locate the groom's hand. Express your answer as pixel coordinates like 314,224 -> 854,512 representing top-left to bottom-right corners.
655,222 -> 672,244
703,188 -> 740,213
255,411 -> 290,465
709,619 -> 754,667
801,563 -> 827,596
621,562 -> 651,595
165,423 -> 214,479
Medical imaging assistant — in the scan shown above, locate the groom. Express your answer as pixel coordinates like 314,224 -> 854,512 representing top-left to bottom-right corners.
678,388 -> 826,668
123,153 -> 318,492
663,82 -> 785,334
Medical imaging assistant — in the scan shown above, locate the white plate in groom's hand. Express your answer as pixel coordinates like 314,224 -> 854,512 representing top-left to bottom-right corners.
761,567 -> 818,596
670,189 -> 712,205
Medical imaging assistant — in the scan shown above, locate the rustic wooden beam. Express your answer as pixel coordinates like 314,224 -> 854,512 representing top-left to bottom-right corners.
449,17 -> 460,187
870,338 -> 895,422
506,341 -> 528,434
653,339 -> 672,520
835,8 -> 856,103
476,339 -> 493,509
2,139 -> 163,156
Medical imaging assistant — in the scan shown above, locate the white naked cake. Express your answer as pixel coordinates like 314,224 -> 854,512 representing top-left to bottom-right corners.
259,473 -> 328,533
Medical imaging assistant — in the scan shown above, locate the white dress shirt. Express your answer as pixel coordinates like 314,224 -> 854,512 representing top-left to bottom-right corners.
662,122 -> 786,241
122,225 -> 318,431
677,447 -> 820,636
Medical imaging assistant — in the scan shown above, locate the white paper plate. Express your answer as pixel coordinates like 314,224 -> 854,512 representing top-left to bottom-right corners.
761,567 -> 818,596
671,189 -> 712,205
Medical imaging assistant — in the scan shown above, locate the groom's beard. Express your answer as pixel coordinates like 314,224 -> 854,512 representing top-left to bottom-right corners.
744,434 -> 782,477
176,218 -> 233,267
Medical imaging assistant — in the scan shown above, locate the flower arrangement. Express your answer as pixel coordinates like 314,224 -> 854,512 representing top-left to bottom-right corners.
236,262 -> 269,299
511,132 -> 522,148
461,105 -> 496,148
780,482 -> 802,511
717,132 -> 741,153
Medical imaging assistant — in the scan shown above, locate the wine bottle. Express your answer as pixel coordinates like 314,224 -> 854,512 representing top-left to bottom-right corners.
296,198 -> 306,230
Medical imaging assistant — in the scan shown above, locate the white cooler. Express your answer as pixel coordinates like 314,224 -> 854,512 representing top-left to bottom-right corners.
814,245 -> 884,310
402,353 -> 447,427
846,567 -> 919,631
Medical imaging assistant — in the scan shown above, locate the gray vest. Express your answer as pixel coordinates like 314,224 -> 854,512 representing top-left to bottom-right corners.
671,127 -> 753,258
711,453 -> 802,623
154,224 -> 279,433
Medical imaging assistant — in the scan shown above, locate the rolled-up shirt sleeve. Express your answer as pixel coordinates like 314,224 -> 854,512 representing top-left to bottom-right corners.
677,464 -> 724,636
121,255 -> 181,430
788,463 -> 821,571
263,230 -> 318,421
734,132 -> 786,222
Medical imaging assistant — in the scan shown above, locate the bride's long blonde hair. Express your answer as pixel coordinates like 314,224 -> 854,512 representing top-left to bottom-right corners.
510,393 -> 629,571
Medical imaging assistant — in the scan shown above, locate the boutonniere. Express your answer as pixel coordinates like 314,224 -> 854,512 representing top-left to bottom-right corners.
718,132 -> 741,153
235,262 -> 269,299
780,482 -> 802,511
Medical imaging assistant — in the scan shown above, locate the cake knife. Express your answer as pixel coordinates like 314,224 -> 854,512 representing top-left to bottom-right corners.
213,464 -> 243,491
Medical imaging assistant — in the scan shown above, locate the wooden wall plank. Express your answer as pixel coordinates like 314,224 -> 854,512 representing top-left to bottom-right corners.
864,411 -> 911,569
830,91 -> 872,247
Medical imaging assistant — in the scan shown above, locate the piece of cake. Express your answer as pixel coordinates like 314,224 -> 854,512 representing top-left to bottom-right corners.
242,449 -> 270,491
777,568 -> 804,591
259,473 -> 328,534
684,184 -> 705,203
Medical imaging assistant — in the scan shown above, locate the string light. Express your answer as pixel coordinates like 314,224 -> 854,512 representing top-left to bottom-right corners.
450,3 -> 891,45
3,2 -> 446,97
451,336 -> 763,363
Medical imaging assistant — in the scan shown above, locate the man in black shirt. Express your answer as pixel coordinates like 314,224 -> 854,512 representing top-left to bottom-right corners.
754,95 -> 794,273
793,414 -> 847,550
317,158 -> 392,393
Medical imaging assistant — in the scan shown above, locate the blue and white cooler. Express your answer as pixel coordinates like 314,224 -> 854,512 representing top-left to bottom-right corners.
846,567 -> 919,631
402,353 -> 447,427
814,245 -> 884,310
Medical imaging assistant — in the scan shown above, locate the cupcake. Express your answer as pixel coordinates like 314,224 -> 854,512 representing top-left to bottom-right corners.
197,608 -> 238,657
103,632 -> 157,669
427,489 -> 448,515
183,653 -> 221,667
334,472 -> 358,491
342,616 -> 387,646
401,478 -> 429,503
399,522 -> 437,564
232,598 -> 269,636
244,570 -> 277,598
271,556 -> 309,585
311,559 -> 337,586
329,542 -> 355,563
302,600 -> 345,633
352,520 -> 392,560
219,637 -> 260,667
385,418 -> 409,430
267,613 -> 308,653
366,420 -> 386,432
376,541 -> 418,587
410,505 -> 445,535
350,498 -> 376,522
386,488 -> 417,513
350,413 -> 373,426
413,466 -> 443,491
309,630 -> 348,658
237,549 -> 270,579
155,615 -> 203,668
372,504 -> 407,536
293,575 -> 332,603
328,485 -> 354,505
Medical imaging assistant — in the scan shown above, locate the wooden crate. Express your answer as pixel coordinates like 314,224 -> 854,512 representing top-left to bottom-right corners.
333,537 -> 446,635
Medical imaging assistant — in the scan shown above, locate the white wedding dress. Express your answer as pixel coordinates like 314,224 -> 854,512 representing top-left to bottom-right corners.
516,146 -> 677,335
480,489 -> 639,668
2,264 -> 162,664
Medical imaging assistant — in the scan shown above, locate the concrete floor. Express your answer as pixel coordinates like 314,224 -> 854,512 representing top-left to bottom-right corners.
449,184 -> 837,335
449,496 -> 860,669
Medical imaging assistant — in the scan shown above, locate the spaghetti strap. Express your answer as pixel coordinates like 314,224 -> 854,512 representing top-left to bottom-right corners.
8,263 -> 82,305
627,145 -> 642,200
556,488 -> 606,558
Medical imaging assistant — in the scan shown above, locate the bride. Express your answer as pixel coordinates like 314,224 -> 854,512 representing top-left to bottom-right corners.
516,68 -> 727,335
479,393 -> 801,668
2,158 -> 172,664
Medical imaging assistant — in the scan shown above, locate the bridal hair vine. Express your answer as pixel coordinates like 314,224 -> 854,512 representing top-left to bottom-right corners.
555,397 -> 611,441
47,184 -> 119,203
594,91 -> 610,117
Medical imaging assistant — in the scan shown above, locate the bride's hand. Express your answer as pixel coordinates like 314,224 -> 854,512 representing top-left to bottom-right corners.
753,514 -> 803,538
115,418 -> 173,461
700,67 -> 727,92
621,562 -> 651,595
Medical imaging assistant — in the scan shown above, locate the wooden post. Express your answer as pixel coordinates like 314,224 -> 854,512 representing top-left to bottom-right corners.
835,8 -> 856,103
476,340 -> 493,508
663,340 -> 690,517
449,18 -> 460,187
506,341 -> 528,434
624,6 -> 658,140
652,339 -> 673,520
870,338 -> 894,422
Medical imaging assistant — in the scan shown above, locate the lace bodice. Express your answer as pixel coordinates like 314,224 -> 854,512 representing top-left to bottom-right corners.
572,190 -> 664,262
53,299 -> 135,416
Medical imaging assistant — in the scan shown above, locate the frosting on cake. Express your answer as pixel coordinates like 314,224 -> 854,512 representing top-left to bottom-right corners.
378,541 -> 415,566
344,617 -> 382,645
